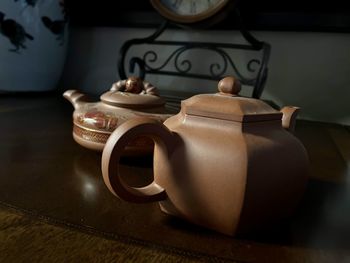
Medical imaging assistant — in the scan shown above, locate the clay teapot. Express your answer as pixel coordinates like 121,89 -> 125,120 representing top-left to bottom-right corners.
64,77 -> 174,154
101,76 -> 308,235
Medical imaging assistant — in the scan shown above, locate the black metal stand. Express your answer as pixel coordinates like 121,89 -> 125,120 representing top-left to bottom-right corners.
118,10 -> 270,99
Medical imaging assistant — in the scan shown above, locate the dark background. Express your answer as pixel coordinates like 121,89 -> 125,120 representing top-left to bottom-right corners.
65,0 -> 350,32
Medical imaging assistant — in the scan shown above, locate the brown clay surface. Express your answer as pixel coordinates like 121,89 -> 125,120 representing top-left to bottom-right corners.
0,93 -> 350,262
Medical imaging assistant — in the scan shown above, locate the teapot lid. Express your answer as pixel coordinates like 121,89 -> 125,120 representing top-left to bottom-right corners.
100,77 -> 165,109
182,77 -> 282,122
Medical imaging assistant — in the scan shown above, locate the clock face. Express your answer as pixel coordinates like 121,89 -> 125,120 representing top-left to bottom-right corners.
151,0 -> 230,24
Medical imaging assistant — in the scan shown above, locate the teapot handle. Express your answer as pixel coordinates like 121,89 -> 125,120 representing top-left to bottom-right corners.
102,117 -> 174,203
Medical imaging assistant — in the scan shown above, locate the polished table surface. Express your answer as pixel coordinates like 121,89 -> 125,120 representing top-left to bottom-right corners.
0,93 -> 350,262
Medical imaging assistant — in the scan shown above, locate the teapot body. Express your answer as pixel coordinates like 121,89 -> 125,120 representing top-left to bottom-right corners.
72,100 -> 169,153
63,77 -> 173,153
153,113 -> 308,235
101,77 -> 309,236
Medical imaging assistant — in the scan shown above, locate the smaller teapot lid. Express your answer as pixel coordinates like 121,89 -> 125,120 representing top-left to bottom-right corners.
182,77 -> 282,122
100,77 -> 165,109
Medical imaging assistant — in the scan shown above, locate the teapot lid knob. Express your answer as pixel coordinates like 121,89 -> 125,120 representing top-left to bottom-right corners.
218,76 -> 241,96
125,76 -> 143,94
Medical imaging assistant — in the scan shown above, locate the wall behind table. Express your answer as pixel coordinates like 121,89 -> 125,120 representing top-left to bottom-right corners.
59,26 -> 350,126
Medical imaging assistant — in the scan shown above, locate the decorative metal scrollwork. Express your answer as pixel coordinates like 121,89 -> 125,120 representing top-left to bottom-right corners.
118,17 -> 271,99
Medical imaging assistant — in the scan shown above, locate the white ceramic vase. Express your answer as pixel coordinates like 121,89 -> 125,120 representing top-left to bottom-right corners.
0,0 -> 68,92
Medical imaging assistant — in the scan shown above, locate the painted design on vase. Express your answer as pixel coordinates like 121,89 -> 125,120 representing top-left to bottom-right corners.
1,0 -> 68,54
42,0 -> 67,45
0,11 -> 34,53
41,16 -> 66,45
14,0 -> 39,8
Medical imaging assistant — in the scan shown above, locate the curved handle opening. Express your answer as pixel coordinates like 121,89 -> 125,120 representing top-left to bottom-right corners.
102,117 -> 174,203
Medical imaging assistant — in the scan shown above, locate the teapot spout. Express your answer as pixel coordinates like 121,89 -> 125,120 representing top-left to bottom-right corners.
280,106 -> 300,133
63,90 -> 89,110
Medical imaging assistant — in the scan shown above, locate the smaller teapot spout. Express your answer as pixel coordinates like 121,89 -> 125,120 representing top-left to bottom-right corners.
280,106 -> 300,133
63,90 -> 89,110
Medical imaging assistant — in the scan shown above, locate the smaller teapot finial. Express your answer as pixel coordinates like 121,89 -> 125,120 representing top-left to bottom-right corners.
125,76 -> 143,94
110,77 -> 160,96
218,76 -> 241,96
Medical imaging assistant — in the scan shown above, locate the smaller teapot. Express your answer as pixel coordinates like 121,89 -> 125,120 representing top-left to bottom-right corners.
102,77 -> 308,235
64,77 -> 174,154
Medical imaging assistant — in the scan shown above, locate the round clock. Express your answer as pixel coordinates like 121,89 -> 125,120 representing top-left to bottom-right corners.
150,0 -> 234,26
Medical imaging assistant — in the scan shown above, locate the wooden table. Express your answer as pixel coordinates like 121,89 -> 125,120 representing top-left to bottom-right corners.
0,92 -> 349,262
